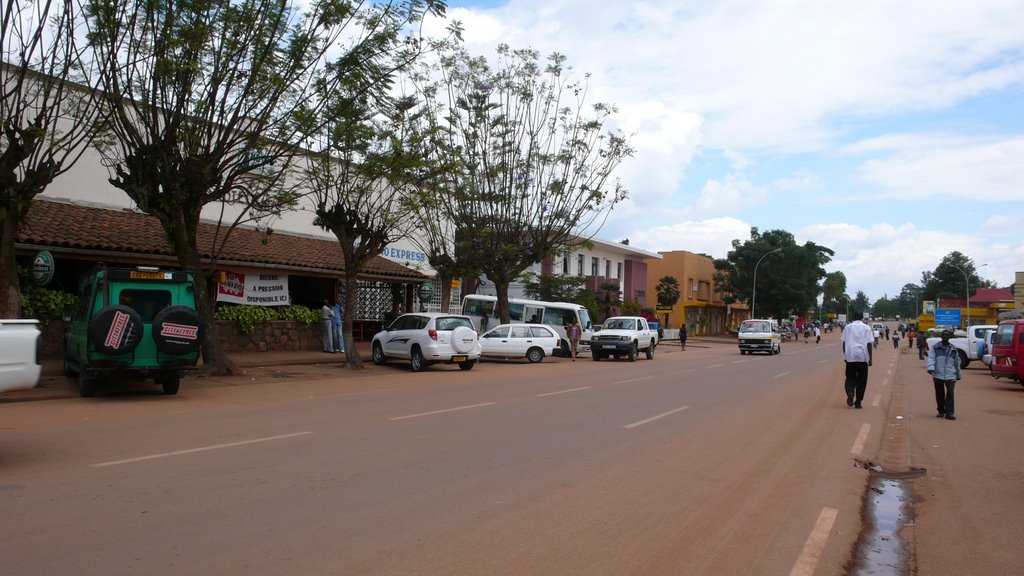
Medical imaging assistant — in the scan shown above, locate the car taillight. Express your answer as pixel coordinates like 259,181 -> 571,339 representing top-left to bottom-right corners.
428,329 -> 438,341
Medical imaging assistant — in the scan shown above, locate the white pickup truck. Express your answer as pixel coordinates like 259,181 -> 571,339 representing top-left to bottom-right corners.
589,316 -> 657,361
926,324 -> 997,369
0,319 -> 42,393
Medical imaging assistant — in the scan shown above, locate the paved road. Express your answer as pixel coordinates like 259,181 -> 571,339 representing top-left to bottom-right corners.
1,333 -> 1021,574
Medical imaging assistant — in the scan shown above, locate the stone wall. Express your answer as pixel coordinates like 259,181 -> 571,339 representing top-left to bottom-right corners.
37,319 -> 323,359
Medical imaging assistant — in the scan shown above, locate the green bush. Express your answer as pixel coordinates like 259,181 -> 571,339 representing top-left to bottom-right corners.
21,284 -> 78,324
214,304 -> 318,334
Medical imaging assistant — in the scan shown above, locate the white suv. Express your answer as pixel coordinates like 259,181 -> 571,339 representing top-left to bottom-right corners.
371,313 -> 481,371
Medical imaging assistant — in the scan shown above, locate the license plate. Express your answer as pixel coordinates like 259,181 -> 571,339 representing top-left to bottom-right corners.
603,344 -> 616,349
451,355 -> 468,362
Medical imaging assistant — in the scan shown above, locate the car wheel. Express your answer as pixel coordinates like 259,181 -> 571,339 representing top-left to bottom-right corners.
79,371 -> 97,398
526,347 -> 544,363
63,355 -> 78,378
372,342 -> 387,365
410,347 -> 426,372
645,342 -> 655,360
627,342 -> 638,362
458,360 -> 476,371
88,305 -> 144,355
592,351 -> 602,361
958,350 -> 969,370
152,306 -> 204,355
160,372 -> 180,395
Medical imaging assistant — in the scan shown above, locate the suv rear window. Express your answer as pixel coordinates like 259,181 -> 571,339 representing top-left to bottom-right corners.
435,317 -> 473,331
118,289 -> 172,321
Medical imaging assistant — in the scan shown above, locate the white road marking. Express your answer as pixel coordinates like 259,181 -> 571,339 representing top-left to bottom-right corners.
819,359 -> 829,364
850,423 -> 871,455
705,363 -> 723,368
614,376 -> 655,384
390,402 -> 496,421
774,371 -> 792,379
789,507 -> 839,576
92,431 -> 313,467
537,387 -> 591,397
872,394 -> 881,407
731,360 -> 747,364
623,406 -> 690,429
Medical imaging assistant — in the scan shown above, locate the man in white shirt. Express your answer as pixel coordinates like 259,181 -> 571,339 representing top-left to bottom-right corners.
841,312 -> 874,409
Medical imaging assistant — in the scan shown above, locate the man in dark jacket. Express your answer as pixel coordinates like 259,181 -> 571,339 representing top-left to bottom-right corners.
916,330 -> 928,359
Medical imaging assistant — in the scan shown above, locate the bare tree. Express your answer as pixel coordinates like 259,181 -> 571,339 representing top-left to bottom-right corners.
1,0 -> 98,317
82,0 -> 445,371
411,42 -> 632,323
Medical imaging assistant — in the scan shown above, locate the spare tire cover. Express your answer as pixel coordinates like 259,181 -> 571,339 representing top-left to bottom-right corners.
88,305 -> 144,355
152,306 -> 205,354
451,326 -> 477,354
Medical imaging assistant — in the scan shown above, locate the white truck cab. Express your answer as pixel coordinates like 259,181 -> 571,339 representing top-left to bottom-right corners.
0,319 -> 41,393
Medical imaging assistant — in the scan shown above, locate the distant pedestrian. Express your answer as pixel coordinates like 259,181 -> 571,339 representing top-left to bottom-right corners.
567,321 -> 580,361
680,322 -> 688,351
927,329 -> 962,420
892,331 -> 900,349
916,330 -> 928,359
332,301 -> 345,353
842,312 -> 874,409
321,300 -> 335,353
814,325 -> 821,345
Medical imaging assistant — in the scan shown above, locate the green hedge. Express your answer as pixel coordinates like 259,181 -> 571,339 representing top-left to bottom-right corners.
215,304 -> 319,334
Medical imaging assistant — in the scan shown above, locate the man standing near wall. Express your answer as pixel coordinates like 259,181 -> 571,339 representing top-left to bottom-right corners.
332,301 -> 345,354
321,300 -> 334,353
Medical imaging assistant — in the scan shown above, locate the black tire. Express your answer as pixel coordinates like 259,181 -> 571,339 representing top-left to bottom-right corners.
958,350 -> 969,370
152,306 -> 204,355
559,340 -> 571,358
372,342 -> 387,365
592,351 -> 602,361
458,360 -> 476,371
88,305 -> 144,355
410,347 -> 426,372
161,372 -> 180,395
627,342 -> 638,362
526,347 -> 545,363
645,342 -> 655,360
63,356 -> 77,378
79,371 -> 97,398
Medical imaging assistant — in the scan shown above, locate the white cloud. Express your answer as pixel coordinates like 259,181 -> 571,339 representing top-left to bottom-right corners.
982,213 -> 1020,231
628,217 -> 752,258
696,175 -> 769,214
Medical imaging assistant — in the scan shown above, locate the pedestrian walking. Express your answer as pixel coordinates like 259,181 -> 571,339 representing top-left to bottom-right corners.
680,322 -> 688,351
332,301 -> 345,353
927,329 -> 962,420
814,325 -> 821,345
916,330 -> 928,359
892,331 -> 900,349
567,321 -> 581,361
841,312 -> 874,409
321,300 -> 335,353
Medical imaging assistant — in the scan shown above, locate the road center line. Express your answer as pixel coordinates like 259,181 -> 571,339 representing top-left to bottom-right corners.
623,406 -> 690,429
850,423 -> 871,455
789,507 -> 839,576
705,363 -> 723,368
390,402 -> 496,421
614,376 -> 655,384
92,431 -> 313,467
537,387 -> 591,397
774,371 -> 792,379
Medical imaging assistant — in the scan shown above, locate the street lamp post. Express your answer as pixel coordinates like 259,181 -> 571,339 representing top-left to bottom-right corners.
949,263 -> 988,328
751,248 -> 782,319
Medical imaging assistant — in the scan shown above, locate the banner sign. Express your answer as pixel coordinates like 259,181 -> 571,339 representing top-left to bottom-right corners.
217,272 -> 290,306
934,309 -> 961,327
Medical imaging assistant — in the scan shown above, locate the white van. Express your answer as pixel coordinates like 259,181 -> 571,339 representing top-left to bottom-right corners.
738,319 -> 782,355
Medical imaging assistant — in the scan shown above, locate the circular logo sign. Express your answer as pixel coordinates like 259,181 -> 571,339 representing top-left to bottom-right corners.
32,251 -> 55,286
417,282 -> 434,302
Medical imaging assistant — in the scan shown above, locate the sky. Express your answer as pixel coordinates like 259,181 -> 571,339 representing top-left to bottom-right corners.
423,0 -> 1024,303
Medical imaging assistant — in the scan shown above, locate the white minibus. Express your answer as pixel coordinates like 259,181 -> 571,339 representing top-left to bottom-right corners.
461,294 -> 593,357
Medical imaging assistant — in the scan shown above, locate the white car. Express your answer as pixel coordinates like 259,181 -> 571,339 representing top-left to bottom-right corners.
371,313 -> 481,371
479,324 -> 559,363
0,319 -> 41,393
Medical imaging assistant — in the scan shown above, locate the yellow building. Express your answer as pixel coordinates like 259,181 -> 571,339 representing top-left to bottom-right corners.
645,251 -> 748,336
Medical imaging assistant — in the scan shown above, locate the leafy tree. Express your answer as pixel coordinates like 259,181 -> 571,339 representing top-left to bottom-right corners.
714,228 -> 834,320
852,291 -> 871,316
921,251 -> 987,301
411,41 -> 632,324
871,295 -> 896,319
655,275 -> 680,327
82,0 -> 444,371
518,272 -> 586,302
1,0 -> 99,317
821,271 -> 847,315
897,283 -> 923,320
597,282 -> 621,319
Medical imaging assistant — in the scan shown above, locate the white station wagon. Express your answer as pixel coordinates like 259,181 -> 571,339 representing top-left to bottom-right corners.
479,323 -> 559,363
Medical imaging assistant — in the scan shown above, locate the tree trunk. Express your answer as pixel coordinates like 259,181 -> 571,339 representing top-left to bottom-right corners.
0,208 -> 22,318
342,270 -> 364,369
439,274 -> 453,313
495,280 -> 510,324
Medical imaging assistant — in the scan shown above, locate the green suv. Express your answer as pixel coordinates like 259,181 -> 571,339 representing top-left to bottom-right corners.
64,266 -> 205,397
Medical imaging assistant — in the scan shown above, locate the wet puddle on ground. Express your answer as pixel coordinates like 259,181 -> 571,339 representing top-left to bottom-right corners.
848,460 -> 926,575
